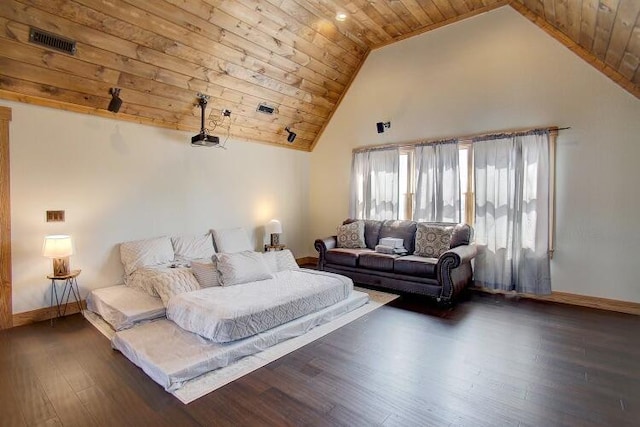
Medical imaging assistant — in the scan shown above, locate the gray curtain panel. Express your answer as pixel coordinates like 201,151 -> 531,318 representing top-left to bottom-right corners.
473,131 -> 551,295
413,141 -> 461,223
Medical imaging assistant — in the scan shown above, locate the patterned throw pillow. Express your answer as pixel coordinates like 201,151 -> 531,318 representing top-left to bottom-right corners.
336,221 -> 366,249
149,267 -> 201,306
414,224 -> 454,258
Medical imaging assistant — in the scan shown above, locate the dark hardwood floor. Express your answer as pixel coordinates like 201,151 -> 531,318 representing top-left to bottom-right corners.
1,291 -> 639,426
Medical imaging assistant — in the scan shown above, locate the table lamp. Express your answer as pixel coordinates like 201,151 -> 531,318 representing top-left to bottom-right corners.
265,219 -> 283,246
43,235 -> 73,276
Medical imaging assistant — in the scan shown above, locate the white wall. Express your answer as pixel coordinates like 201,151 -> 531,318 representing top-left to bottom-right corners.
309,6 -> 640,303
6,100 -> 309,313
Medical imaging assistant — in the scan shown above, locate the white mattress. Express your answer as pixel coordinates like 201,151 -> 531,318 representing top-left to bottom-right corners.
166,269 -> 353,343
112,290 -> 369,391
86,285 -> 166,331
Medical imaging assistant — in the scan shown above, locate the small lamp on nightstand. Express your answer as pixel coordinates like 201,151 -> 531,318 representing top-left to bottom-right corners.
42,235 -> 73,276
265,219 -> 283,246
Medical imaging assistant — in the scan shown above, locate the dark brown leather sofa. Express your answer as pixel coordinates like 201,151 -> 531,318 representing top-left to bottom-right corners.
314,219 -> 477,303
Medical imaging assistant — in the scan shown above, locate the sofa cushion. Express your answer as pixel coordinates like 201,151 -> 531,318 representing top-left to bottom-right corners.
326,248 -> 373,267
343,219 -> 382,249
450,223 -> 473,248
394,255 -> 438,278
379,220 -> 417,253
358,252 -> 400,272
414,223 -> 454,258
336,221 -> 366,249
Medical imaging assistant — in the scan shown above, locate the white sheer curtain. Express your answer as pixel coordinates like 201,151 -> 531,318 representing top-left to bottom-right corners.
413,141 -> 461,222
349,148 -> 399,220
474,131 -> 551,294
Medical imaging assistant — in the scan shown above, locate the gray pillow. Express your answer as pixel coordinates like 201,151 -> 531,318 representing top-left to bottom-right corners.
190,260 -> 220,288
414,224 -> 453,258
336,221 -> 366,249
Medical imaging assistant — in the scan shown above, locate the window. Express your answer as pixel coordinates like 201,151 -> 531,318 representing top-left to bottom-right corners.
350,128 -> 554,235
349,128 -> 556,294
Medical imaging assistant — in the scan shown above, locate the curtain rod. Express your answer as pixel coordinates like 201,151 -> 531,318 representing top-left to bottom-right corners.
352,126 -> 570,153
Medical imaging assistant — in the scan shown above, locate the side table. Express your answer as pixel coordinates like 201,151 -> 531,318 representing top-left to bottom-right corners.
264,244 -> 286,252
48,269 -> 82,325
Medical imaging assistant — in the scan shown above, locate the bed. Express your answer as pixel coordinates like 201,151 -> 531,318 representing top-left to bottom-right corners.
167,269 -> 353,342
85,231 -> 369,393
86,285 -> 165,331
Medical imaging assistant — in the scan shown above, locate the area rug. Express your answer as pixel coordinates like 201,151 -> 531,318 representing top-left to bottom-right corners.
84,287 -> 398,404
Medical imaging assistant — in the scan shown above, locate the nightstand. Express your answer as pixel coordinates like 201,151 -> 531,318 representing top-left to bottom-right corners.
48,269 -> 82,324
264,244 -> 286,252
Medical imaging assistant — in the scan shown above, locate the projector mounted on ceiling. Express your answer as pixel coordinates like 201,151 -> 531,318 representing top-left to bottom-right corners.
191,93 -> 220,147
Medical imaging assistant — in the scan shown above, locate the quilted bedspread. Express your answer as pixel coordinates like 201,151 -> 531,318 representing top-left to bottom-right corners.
166,269 -> 353,343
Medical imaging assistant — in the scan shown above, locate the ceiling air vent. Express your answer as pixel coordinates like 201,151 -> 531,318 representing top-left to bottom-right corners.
256,102 -> 276,115
29,28 -> 77,55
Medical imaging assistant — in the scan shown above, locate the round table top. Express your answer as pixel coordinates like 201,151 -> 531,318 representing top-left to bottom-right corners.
47,269 -> 81,280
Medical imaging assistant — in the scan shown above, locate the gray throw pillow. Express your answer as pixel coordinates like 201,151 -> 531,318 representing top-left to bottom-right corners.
336,221 -> 366,249
190,259 -> 220,288
414,224 -> 454,258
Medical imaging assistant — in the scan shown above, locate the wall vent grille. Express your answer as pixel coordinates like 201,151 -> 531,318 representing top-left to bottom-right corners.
29,28 -> 77,55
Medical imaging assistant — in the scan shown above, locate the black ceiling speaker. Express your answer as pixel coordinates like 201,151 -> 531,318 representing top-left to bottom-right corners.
376,121 -> 391,134
108,88 -> 122,113
191,94 -> 220,147
285,127 -> 296,143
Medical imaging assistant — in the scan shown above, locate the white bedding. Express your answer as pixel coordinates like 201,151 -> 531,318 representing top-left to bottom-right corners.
112,290 -> 369,391
86,285 -> 165,331
167,269 -> 353,343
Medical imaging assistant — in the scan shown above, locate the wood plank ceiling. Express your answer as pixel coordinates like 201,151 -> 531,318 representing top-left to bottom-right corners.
0,0 -> 638,151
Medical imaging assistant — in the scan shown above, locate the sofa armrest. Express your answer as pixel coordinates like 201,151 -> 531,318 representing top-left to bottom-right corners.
439,243 -> 478,268
437,243 -> 478,302
314,236 -> 337,270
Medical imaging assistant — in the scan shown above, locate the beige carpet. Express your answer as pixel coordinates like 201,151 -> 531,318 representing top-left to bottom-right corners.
84,287 -> 398,404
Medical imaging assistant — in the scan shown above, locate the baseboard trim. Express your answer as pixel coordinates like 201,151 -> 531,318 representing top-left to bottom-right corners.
12,300 -> 87,327
472,286 -> 640,316
296,256 -> 318,266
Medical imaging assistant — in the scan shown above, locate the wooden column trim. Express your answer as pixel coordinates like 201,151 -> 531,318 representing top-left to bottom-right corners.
0,106 -> 12,329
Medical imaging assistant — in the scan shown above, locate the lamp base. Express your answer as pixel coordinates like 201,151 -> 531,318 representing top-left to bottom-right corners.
52,257 -> 70,277
270,233 -> 280,246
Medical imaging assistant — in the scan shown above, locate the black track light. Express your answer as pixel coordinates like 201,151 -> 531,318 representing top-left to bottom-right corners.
376,121 -> 391,134
108,88 -> 122,113
285,127 -> 296,143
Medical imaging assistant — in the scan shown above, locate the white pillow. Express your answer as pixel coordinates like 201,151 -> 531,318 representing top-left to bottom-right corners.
263,250 -> 300,273
212,227 -> 253,253
262,251 -> 278,273
190,259 -> 220,288
216,251 -> 273,286
120,236 -> 174,276
171,234 -> 215,261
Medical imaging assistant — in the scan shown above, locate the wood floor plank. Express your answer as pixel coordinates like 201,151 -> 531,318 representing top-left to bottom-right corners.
1,291 -> 639,426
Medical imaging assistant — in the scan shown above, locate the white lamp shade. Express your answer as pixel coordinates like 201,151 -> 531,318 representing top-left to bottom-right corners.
265,219 -> 283,235
42,235 -> 74,258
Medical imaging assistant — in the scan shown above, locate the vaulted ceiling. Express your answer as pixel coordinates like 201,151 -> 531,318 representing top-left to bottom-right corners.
0,0 -> 638,151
